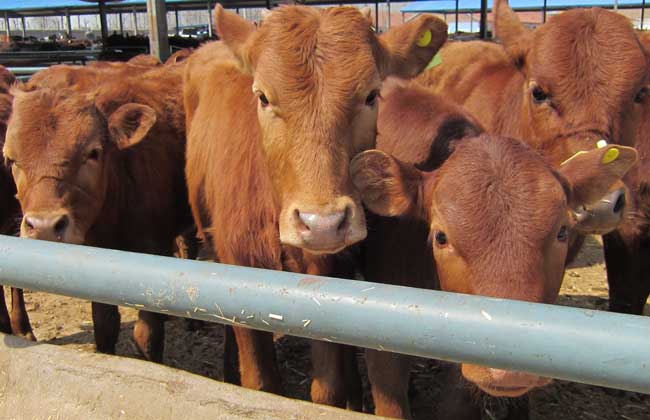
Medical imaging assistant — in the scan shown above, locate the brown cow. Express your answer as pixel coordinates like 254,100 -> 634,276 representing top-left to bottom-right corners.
351,82 -> 638,419
602,32 -> 650,315
3,62 -> 191,362
418,0 -> 649,240
0,65 -> 33,341
184,4 -> 447,412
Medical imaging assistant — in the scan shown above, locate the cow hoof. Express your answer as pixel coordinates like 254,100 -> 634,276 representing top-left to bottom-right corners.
16,330 -> 37,342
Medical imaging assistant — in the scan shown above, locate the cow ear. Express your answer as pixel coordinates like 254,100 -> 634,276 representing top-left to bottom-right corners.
351,149 -> 426,217
559,144 -> 638,207
215,4 -> 257,68
495,0 -> 532,67
377,15 -> 448,79
108,103 -> 156,150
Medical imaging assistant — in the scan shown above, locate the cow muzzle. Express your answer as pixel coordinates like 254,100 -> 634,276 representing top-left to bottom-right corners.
573,188 -> 626,235
280,197 -> 367,254
21,210 -> 77,243
461,364 -> 551,397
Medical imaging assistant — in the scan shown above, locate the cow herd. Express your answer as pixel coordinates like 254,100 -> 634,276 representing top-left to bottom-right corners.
0,0 -> 648,419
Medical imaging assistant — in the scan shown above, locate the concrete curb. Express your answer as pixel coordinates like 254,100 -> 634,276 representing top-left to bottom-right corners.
0,334 -> 384,420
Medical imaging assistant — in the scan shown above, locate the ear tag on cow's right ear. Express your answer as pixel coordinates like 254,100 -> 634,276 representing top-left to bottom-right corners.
417,29 -> 432,47
602,147 -> 620,165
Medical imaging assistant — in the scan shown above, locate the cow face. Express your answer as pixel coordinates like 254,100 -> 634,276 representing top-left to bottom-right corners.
215,5 -> 447,254
352,136 -> 637,397
495,0 -> 649,152
3,88 -> 156,244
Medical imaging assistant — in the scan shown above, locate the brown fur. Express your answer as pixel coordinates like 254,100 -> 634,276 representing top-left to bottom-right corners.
0,65 -> 33,341
352,83 -> 637,418
602,33 -> 650,315
184,4 -> 447,412
4,62 -> 191,361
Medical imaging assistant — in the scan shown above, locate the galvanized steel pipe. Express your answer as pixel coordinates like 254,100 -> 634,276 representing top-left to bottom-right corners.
0,234 -> 648,394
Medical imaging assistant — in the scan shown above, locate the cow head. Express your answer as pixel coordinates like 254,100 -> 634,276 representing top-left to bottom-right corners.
352,134 -> 637,397
215,5 -> 447,254
494,0 -> 649,234
3,87 -> 157,244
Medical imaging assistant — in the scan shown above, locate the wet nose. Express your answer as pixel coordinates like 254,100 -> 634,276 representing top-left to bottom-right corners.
23,212 -> 70,241
574,188 -> 626,235
293,208 -> 350,250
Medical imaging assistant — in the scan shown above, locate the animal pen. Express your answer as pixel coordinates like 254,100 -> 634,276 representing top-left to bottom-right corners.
0,234 -> 648,417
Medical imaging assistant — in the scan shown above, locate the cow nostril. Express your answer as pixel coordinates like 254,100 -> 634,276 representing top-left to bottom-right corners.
24,217 -> 35,231
337,206 -> 350,233
295,209 -> 310,232
53,216 -> 69,236
613,193 -> 626,214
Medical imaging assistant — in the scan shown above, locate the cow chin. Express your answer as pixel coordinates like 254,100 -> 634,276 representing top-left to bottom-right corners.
461,364 -> 551,398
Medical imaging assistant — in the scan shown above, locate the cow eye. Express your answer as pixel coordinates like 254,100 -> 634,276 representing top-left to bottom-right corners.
258,93 -> 270,107
635,87 -> 648,103
531,85 -> 549,103
434,230 -> 448,247
365,90 -> 380,107
87,149 -> 101,162
557,225 -> 569,242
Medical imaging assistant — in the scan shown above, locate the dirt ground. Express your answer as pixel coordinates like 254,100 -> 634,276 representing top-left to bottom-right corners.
9,235 -> 650,419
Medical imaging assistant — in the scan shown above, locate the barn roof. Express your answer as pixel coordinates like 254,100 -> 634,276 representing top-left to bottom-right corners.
0,1 -> 279,16
401,0 -> 649,14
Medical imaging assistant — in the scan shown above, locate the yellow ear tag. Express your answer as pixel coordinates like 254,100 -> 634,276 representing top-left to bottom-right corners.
596,139 -> 608,149
602,148 -> 620,164
417,29 -> 432,47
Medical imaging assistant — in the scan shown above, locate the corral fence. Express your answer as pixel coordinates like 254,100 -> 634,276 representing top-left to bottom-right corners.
0,234 -> 648,395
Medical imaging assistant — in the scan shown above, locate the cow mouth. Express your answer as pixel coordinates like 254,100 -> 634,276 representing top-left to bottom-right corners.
475,383 -> 532,398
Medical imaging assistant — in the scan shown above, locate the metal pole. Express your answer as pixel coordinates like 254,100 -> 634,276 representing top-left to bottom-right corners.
118,13 -> 123,35
66,9 -> 72,37
387,0 -> 391,29
98,0 -> 109,42
146,0 -> 170,62
480,0 -> 488,37
175,9 -> 180,35
375,0 -> 379,32
455,0 -> 459,34
132,7 -> 138,36
543,0 -> 547,23
207,2 -> 213,38
20,16 -> 26,40
643,0 -> 646,30
4,12 -> 10,39
1,235 -> 650,395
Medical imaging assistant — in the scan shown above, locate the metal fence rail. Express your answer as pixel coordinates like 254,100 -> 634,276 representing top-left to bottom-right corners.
0,234 -> 648,394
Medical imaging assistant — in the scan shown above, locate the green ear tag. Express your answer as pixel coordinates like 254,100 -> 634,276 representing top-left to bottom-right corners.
425,52 -> 443,71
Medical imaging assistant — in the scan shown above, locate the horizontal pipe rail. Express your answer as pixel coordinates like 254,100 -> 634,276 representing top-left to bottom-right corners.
0,234 -> 648,394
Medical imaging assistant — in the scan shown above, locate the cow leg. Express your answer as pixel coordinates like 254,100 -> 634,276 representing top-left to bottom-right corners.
234,326 -> 282,394
133,310 -> 166,363
10,287 -> 35,341
223,325 -> 241,385
366,349 -> 411,419
310,341 -> 348,408
437,365 -> 481,420
344,345 -> 363,411
0,286 -> 11,335
503,396 -> 530,420
603,231 -> 647,315
91,301 -> 121,355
